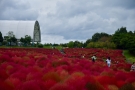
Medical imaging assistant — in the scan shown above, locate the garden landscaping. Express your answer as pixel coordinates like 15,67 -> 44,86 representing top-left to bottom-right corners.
0,48 -> 135,90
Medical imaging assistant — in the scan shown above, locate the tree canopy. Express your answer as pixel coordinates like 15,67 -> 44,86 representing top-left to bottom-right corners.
0,27 -> 135,55
20,35 -> 32,46
92,32 -> 110,42
0,32 -> 3,43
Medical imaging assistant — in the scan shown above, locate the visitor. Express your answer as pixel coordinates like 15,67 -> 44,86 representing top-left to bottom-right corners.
115,61 -> 119,64
82,54 -> 85,58
91,55 -> 96,62
60,47 -> 65,54
116,61 -> 119,64
106,57 -> 111,67
130,62 -> 135,72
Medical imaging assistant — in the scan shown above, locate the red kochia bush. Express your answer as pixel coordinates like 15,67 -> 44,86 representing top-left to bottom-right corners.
115,71 -> 128,81
4,77 -> 22,89
119,83 -> 135,90
126,77 -> 135,83
42,80 -> 57,90
0,54 -> 11,62
42,72 -> 61,82
10,67 -> 28,81
26,72 -> 43,81
49,83 -> 73,90
0,80 -> 14,90
64,72 -> 85,90
96,76 -> 117,86
65,76 -> 85,90
116,80 -> 125,88
83,75 -> 104,90
0,69 -> 9,81
0,48 -> 133,89
16,80 -> 42,90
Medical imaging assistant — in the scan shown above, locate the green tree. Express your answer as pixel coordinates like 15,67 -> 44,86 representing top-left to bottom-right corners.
111,27 -> 128,49
105,41 -> 116,49
60,43 -> 68,47
6,31 -> 17,46
98,36 -> 111,42
7,31 -> 14,38
0,32 -> 3,45
92,32 -> 110,42
73,40 -> 83,48
84,39 -> 92,47
111,27 -> 135,54
126,35 -> 135,55
20,37 -> 25,44
7,35 -> 17,46
24,35 -> 32,45
4,36 -> 9,40
115,27 -> 127,34
86,41 -> 116,49
67,41 -> 74,48
86,42 -> 95,48
11,36 -> 17,43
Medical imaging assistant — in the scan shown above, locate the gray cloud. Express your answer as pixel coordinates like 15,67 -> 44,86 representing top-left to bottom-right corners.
0,0 -> 38,20
102,0 -> 135,9
0,0 -> 135,44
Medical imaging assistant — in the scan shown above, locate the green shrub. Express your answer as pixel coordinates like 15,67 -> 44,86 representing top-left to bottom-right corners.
38,44 -> 43,48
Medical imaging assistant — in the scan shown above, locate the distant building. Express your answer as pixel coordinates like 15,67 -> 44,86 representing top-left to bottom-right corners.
0,20 -> 41,42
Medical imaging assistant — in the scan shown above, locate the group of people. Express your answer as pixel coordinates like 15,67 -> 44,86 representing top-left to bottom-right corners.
91,55 -> 112,67
91,55 -> 135,71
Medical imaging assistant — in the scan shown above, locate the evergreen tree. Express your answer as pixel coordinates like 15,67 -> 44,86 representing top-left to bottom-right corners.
0,32 -> 3,45
92,32 -> 110,42
0,32 -> 3,42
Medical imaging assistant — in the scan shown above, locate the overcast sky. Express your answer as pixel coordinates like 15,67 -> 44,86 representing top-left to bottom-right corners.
0,0 -> 135,44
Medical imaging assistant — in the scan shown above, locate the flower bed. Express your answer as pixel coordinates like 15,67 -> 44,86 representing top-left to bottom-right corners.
0,48 -> 135,90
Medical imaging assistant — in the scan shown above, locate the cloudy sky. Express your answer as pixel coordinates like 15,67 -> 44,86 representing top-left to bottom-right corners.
0,0 -> 135,44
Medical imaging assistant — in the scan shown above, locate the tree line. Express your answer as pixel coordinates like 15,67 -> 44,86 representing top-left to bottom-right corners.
0,31 -> 32,46
59,27 -> 135,55
0,27 -> 135,55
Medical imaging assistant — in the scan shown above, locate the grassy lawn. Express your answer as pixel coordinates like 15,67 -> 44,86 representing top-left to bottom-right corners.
43,45 -> 62,50
123,50 -> 135,63
43,45 -> 52,49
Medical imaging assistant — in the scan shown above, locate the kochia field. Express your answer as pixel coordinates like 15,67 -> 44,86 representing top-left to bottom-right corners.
0,48 -> 135,90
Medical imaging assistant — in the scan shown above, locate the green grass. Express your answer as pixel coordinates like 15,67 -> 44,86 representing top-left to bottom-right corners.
43,45 -> 52,49
43,45 -> 62,50
123,50 -> 135,63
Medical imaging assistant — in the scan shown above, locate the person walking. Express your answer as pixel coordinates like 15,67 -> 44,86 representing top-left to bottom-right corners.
106,57 -> 111,67
130,62 -> 135,72
91,55 -> 96,62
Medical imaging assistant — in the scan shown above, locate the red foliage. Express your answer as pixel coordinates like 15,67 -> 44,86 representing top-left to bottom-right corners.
83,75 -> 105,90
0,81 -> 14,90
0,69 -> 9,81
4,77 -> 22,89
16,80 -> 42,90
42,72 -> 61,82
42,80 -> 57,90
116,81 -> 126,88
0,48 -> 133,90
96,76 -> 117,86
49,83 -> 73,90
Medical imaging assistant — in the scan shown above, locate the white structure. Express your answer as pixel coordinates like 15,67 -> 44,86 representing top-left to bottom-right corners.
0,20 -> 41,42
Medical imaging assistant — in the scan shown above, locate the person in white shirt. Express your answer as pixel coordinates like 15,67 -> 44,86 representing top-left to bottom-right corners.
130,62 -> 135,72
106,57 -> 111,67
91,55 -> 97,62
